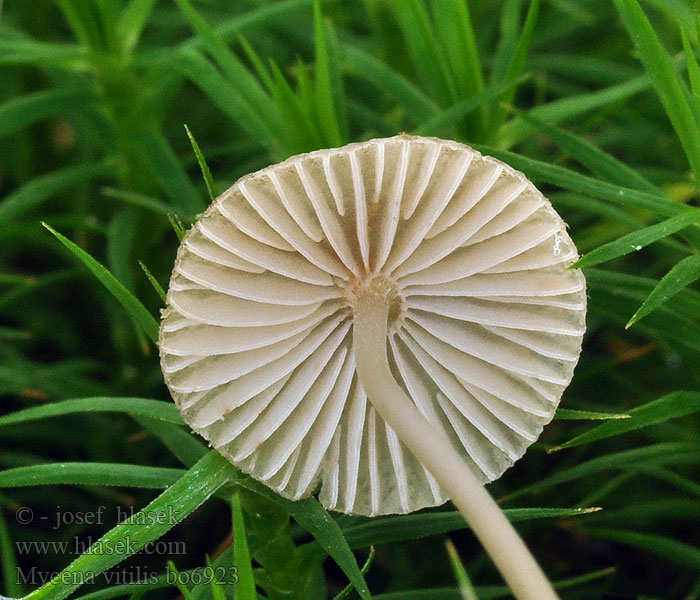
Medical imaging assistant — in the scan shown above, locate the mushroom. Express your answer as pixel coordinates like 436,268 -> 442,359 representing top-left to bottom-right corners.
160,135 -> 586,600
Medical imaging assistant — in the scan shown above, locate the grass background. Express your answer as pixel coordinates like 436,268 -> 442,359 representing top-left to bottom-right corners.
1,0 -> 700,598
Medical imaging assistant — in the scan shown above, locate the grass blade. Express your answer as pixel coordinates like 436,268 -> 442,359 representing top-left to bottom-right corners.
414,76 -> 526,136
0,510 -> 24,597
178,0 -> 318,52
341,45 -> 439,123
553,392 -> 700,450
138,260 -> 167,303
0,161 -> 112,223
174,0 -> 284,140
681,26 -> 700,121
613,0 -> 700,187
22,451 -> 234,600
235,477 -> 371,600
489,0 -> 540,131
133,128 -> 203,216
0,88 -> 88,137
429,0 -> 484,100
305,508 -> 599,552
332,547 -> 375,600
628,252 -> 700,326
42,223 -> 160,344
499,71 -> 655,147
184,124 -> 217,201
102,187 -> 175,216
0,462 -> 184,488
116,0 -> 157,53
573,211 -> 700,268
0,397 -> 182,427
510,107 -> 658,192
133,415 -> 207,468
555,409 -> 630,421
503,442 -> 700,501
268,60 -> 323,154
174,49 -> 281,157
313,0 -> 343,147
472,144 -> 700,223
583,529 -> 700,571
232,493 -> 257,600
445,540 -> 478,600
428,0 -> 486,137
394,0 -> 456,106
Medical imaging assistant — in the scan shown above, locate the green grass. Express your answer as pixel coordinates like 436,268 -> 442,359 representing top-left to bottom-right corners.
1,0 -> 700,599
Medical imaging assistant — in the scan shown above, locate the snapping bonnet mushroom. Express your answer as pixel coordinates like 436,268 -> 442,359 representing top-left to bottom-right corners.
160,135 -> 586,600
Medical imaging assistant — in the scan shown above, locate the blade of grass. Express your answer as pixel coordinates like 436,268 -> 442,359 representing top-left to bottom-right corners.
429,0 -> 487,137
445,540 -> 478,600
22,451 -> 234,600
231,493 -> 256,600
332,547 -> 375,600
631,465 -> 700,499
414,76 -> 526,136
0,161 -> 112,223
341,45 -> 439,122
324,19 -> 349,143
394,0 -> 457,106
429,0 -> 484,100
583,529 -> 700,571
270,61 -> 323,154
174,49 -> 281,157
499,70 -> 658,147
490,0 -> 541,131
509,106 -> 658,192
0,36 -> 88,69
138,260 -> 167,303
471,144 -> 700,229
681,26 -> 700,121
235,477 -> 371,600
238,35 -> 275,93
573,211 -> 700,268
133,415 -> 207,468
490,0 -> 521,87
174,0 -> 285,139
205,555 -> 227,600
627,252 -> 700,326
614,0 -> 700,188
0,462 -> 185,488
165,562 -> 195,600
268,60 -> 324,154
374,567 -> 615,599
503,442 -> 700,502
184,124 -> 217,201
56,0 -> 103,51
116,0 -> 157,53
102,187 -> 175,216
42,223 -> 160,344
306,507 -> 599,552
0,88 -> 89,137
555,409 -> 630,420
313,0 -> 343,147
107,207 -> 138,293
0,510 -> 24,597
0,397 -> 183,427
168,213 -> 187,242
179,0 -> 319,52
133,128 -> 203,216
586,269 -> 700,353
552,392 -> 700,450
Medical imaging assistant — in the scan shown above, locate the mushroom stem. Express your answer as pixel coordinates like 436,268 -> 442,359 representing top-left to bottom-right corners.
353,293 -> 559,600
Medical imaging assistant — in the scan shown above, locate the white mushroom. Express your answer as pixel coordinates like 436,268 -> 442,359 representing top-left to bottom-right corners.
160,135 -> 586,600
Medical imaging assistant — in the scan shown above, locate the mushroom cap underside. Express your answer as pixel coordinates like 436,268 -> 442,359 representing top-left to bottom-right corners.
159,135 -> 587,517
